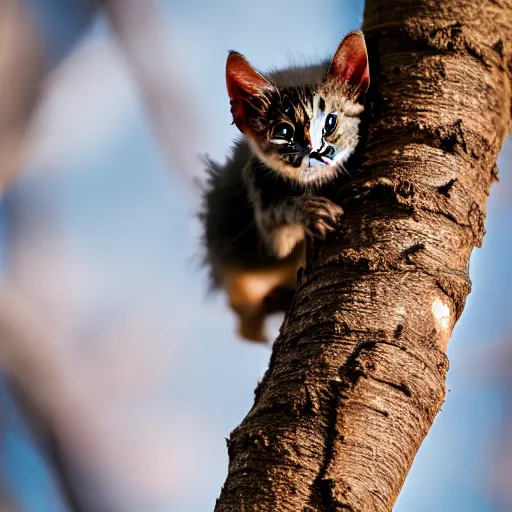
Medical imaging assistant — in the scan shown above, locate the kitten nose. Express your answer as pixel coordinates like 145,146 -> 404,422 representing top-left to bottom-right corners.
309,151 -> 327,167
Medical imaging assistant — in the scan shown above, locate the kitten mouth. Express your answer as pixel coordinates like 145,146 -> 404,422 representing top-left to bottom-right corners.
307,156 -> 334,169
308,157 -> 331,167
308,150 -> 334,168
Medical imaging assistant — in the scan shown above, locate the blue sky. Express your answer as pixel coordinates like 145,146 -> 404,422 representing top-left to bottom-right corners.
2,1 -> 511,510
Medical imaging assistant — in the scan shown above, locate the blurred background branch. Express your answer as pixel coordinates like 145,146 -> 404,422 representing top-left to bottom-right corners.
0,0 -> 44,191
0,0 -> 205,509
105,0 -> 204,189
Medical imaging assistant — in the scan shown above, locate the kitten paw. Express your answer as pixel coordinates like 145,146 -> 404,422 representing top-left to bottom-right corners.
303,197 -> 344,239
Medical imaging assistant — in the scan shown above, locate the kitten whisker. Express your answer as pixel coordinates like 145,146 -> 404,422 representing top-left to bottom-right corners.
338,161 -> 352,178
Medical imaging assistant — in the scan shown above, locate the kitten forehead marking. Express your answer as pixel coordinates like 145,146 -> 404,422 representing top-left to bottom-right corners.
309,94 -> 327,152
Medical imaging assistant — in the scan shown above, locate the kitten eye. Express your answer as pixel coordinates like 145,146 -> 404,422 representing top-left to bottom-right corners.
271,122 -> 295,142
324,113 -> 338,137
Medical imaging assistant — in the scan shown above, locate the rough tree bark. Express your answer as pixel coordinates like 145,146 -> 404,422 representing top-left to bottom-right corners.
215,0 -> 512,510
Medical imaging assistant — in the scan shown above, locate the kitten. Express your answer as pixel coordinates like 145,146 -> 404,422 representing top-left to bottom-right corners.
201,31 -> 370,342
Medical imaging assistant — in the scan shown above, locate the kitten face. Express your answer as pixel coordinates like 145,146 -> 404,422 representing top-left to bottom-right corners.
226,31 -> 370,187
247,81 -> 365,185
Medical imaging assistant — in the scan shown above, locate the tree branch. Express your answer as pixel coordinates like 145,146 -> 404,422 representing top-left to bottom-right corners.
0,0 -> 44,190
215,0 -> 512,510
0,283 -> 107,511
105,0 -> 206,191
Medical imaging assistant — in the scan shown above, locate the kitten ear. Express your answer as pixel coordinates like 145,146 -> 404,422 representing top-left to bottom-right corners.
226,51 -> 276,132
328,30 -> 370,94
